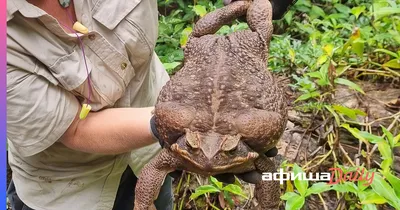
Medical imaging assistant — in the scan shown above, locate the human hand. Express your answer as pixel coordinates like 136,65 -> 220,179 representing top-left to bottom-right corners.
223,0 -> 298,20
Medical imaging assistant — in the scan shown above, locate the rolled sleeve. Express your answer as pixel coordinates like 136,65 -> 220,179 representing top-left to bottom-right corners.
7,65 -> 79,157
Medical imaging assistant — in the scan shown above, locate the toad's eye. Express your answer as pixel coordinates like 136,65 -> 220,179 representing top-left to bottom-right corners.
227,147 -> 237,156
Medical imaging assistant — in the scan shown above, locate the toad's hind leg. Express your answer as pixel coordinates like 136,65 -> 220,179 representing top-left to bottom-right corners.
253,155 -> 280,210
192,0 -> 251,37
247,0 -> 273,48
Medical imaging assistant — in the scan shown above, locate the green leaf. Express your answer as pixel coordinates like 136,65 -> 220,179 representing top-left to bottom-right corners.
305,183 -> 332,196
310,5 -> 326,18
334,78 -> 365,94
362,204 -> 378,210
325,105 -> 341,126
380,158 -> 393,174
370,174 -> 400,209
374,49 -> 399,58
332,104 -> 366,120
351,6 -> 366,19
381,170 -> 400,197
222,184 -> 248,199
163,62 -> 181,72
284,10 -> 294,25
210,176 -> 223,189
331,182 -> 359,194
223,190 -> 235,207
381,126 -> 394,148
180,27 -> 192,47
394,134 -> 400,145
352,40 -> 365,57
374,7 -> 400,20
281,192 -> 299,201
359,189 -> 387,204
192,5 -> 207,17
358,131 -> 384,144
341,124 -> 365,143
317,54 -> 328,66
293,164 -> 308,196
323,44 -> 335,57
336,65 -> 351,77
378,141 -> 392,160
190,185 -> 220,200
334,4 -> 351,14
284,193 -> 305,210
294,91 -> 320,102
383,59 -> 400,69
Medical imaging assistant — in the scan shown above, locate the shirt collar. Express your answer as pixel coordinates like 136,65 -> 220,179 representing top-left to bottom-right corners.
7,0 -> 47,21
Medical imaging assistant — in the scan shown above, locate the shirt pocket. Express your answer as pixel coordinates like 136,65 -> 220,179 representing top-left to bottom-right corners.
49,45 -> 127,110
93,0 -> 158,70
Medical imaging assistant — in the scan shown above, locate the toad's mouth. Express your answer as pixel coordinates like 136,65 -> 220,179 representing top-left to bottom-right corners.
170,144 -> 259,172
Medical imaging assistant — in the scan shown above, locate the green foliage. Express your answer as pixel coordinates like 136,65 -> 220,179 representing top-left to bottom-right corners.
190,176 -> 247,209
281,164 -> 331,210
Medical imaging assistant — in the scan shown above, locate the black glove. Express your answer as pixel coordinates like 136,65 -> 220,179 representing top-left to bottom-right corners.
224,0 -> 298,20
150,115 -> 165,148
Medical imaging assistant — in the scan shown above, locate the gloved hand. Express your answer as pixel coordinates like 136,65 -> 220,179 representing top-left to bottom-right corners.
150,115 -> 279,183
150,115 -> 165,148
223,0 -> 298,20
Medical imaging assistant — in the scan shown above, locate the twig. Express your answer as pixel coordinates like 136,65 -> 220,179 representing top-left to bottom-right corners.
338,143 -> 356,167
179,173 -> 191,210
303,150 -> 333,171
318,193 -> 329,210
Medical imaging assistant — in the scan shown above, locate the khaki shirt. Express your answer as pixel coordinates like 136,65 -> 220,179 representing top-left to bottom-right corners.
6,0 -> 169,209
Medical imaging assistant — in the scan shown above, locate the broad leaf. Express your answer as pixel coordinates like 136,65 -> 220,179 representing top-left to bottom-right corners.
331,182 -> 359,194
210,176 -> 223,189
192,5 -> 207,17
351,6 -> 366,19
293,164 -> 308,196
358,131 -> 384,144
190,185 -> 220,200
374,49 -> 399,58
332,104 -> 366,120
334,78 -> 365,94
180,27 -> 192,47
334,4 -> 350,14
305,182 -> 332,196
371,174 -> 400,209
281,192 -> 298,200
378,141 -> 392,160
374,7 -> 400,20
359,189 -> 387,205
381,126 -> 394,148
383,59 -> 400,69
222,184 -> 248,199
381,170 -> 400,197
284,193 -> 305,210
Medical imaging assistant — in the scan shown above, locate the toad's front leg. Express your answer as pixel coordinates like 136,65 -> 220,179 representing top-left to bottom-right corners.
134,149 -> 180,210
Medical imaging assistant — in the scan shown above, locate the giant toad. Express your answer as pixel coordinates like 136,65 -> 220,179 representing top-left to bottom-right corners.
135,0 -> 287,209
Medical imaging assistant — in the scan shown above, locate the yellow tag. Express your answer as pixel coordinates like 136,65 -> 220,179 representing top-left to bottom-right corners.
80,104 -> 91,120
72,21 -> 89,34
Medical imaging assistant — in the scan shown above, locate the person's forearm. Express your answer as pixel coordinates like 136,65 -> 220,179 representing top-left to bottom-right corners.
60,106 -> 157,154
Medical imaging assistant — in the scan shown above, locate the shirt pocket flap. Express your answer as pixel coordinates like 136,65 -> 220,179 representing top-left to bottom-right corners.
93,0 -> 142,30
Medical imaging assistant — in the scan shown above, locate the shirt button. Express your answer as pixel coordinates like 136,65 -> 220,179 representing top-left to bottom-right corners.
88,34 -> 96,40
121,63 -> 128,70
